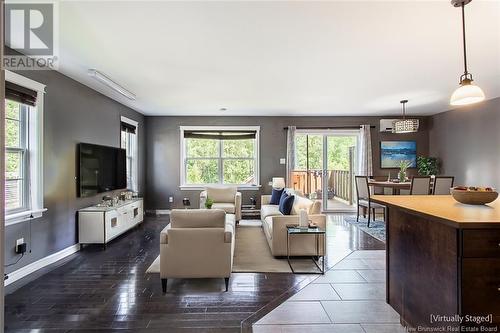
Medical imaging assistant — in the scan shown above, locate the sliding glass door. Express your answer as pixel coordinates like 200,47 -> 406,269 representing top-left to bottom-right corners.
292,130 -> 358,212
294,134 -> 324,201
324,133 -> 358,211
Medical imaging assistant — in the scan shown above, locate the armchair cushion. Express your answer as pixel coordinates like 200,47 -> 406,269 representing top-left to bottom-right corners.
206,186 -> 237,203
270,188 -> 284,205
170,209 -> 226,228
160,224 -> 171,244
212,203 -> 235,214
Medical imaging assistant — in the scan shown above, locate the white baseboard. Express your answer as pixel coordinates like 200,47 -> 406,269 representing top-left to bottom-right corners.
147,209 -> 171,215
4,243 -> 80,286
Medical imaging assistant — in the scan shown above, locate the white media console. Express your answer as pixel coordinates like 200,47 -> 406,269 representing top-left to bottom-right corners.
78,198 -> 144,247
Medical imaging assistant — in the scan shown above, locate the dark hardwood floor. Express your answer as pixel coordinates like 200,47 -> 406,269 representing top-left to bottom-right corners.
5,214 -> 384,333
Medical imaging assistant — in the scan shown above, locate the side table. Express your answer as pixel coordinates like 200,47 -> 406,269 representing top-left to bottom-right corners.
286,225 -> 326,274
241,204 -> 260,220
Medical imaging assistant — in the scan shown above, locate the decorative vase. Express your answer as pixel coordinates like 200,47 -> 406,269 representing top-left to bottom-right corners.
182,198 -> 191,209
398,171 -> 406,183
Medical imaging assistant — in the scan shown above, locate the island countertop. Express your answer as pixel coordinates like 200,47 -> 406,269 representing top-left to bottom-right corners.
371,195 -> 500,228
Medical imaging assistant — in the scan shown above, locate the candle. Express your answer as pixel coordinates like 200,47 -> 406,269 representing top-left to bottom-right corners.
299,209 -> 309,228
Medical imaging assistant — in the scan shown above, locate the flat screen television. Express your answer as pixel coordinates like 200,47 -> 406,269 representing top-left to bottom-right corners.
78,143 -> 127,197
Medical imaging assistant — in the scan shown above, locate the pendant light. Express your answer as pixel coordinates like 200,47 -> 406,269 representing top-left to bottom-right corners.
450,0 -> 485,106
393,100 -> 419,134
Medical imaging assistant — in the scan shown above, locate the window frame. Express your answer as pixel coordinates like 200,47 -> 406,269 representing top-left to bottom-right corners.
180,126 -> 261,190
5,103 -> 29,214
5,70 -> 46,226
120,116 -> 139,192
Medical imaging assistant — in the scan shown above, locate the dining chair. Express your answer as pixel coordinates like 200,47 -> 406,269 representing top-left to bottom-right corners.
410,176 -> 432,195
432,176 -> 455,195
355,176 -> 386,227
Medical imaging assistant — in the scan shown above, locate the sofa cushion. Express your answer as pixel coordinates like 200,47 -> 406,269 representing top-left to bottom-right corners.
206,186 -> 237,203
292,195 -> 314,215
310,200 -> 321,214
225,213 -> 236,230
263,216 -> 274,240
170,209 -> 226,228
224,214 -> 236,243
261,205 -> 282,219
270,188 -> 284,205
279,194 -> 295,215
211,203 -> 235,214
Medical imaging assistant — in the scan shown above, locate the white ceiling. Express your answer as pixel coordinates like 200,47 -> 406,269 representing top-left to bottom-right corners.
56,0 -> 500,116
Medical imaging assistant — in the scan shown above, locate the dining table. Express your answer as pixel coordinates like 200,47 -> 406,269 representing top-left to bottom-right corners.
368,180 -> 411,195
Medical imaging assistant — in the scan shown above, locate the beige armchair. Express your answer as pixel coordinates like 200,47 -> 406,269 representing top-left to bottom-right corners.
200,186 -> 242,221
160,209 -> 235,292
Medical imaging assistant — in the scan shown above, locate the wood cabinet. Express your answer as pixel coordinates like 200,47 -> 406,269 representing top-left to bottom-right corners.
78,199 -> 143,246
371,195 -> 500,329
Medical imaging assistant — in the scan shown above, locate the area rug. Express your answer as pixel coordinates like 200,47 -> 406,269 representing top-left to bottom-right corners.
146,220 -> 320,274
232,221 -> 292,273
344,216 -> 386,243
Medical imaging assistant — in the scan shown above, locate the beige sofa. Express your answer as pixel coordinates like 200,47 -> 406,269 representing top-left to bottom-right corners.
160,209 -> 235,292
200,186 -> 242,221
261,191 -> 326,256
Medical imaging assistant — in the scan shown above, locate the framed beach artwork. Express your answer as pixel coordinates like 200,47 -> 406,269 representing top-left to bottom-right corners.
380,141 -> 417,168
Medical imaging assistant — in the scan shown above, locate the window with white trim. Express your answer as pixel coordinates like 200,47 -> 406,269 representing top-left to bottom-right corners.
180,126 -> 260,187
4,71 -> 45,224
120,117 -> 138,192
5,100 -> 28,212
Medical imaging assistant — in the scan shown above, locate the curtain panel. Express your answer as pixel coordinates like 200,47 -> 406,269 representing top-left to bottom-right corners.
285,126 -> 296,187
359,124 -> 373,176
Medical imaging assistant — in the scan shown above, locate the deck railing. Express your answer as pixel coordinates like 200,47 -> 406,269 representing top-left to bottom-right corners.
291,169 -> 353,204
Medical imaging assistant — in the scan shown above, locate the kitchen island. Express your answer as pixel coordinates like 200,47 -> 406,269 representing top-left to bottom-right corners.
371,195 -> 500,329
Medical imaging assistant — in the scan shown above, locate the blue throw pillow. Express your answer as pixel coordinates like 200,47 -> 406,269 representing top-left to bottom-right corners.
278,191 -> 288,207
279,194 -> 295,215
270,188 -> 284,205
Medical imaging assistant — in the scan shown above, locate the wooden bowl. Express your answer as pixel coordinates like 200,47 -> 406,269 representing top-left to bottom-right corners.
450,189 -> 498,205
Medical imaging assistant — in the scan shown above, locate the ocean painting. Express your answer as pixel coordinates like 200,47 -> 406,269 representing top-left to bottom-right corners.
380,141 -> 417,168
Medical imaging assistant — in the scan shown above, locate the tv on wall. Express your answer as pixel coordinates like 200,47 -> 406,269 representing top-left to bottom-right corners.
380,141 -> 417,169
78,143 -> 127,197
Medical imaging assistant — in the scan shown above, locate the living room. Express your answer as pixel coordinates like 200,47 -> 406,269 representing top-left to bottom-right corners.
1,1 -> 500,332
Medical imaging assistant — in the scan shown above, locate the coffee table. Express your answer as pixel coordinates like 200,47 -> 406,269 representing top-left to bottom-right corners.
286,225 -> 326,274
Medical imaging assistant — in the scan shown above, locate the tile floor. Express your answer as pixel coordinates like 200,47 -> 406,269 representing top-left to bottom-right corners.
252,250 -> 406,333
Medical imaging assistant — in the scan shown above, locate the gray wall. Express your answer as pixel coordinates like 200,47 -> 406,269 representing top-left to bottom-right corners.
5,69 -> 145,274
145,116 -> 429,209
429,97 -> 500,188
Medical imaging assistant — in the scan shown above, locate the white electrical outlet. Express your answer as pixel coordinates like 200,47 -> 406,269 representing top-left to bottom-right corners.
280,158 -> 286,165
169,196 -> 174,203
16,238 -> 24,246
